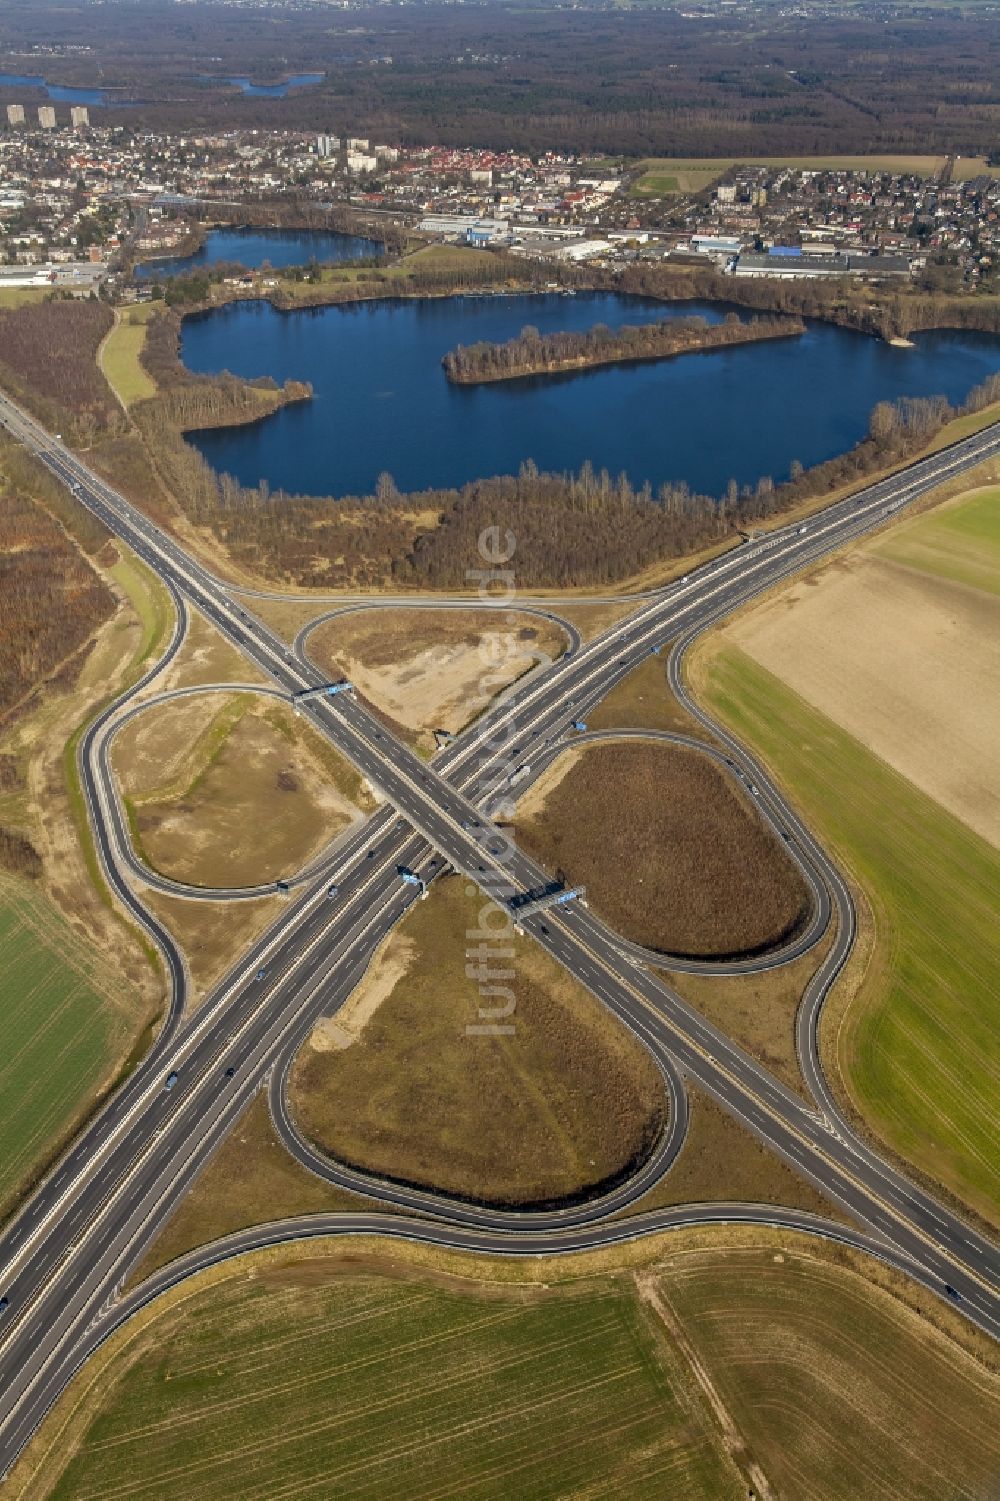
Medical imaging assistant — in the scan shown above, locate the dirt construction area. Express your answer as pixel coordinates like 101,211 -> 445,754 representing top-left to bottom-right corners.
725,542 -> 999,847
307,608 -> 568,748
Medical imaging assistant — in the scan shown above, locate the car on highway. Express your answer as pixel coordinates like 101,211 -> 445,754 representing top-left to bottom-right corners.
224,1066 -> 236,1078
944,1284 -> 962,1301
164,1072 -> 179,1091
326,883 -> 339,900
0,1296 -> 9,1318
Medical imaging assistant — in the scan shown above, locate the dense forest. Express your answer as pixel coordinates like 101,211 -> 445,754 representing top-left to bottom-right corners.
606,264 -> 1000,344
1,1 -> 998,158
442,313 -> 805,385
0,435 -> 116,876
0,300 -> 120,443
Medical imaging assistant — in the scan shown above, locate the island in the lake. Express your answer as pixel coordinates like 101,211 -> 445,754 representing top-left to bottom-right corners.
442,311 -> 807,385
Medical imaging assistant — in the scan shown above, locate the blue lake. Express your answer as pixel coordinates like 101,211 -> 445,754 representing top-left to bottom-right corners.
180,291 -> 1000,499
203,74 -> 324,98
0,72 -> 111,106
136,227 -> 380,281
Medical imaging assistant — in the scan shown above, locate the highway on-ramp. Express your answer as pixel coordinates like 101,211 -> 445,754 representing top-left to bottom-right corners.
0,388 -> 997,1472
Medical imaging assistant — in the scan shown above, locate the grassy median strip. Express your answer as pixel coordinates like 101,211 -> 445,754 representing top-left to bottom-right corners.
697,645 -> 1000,1224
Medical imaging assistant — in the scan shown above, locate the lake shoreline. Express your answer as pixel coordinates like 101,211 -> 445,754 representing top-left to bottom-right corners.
176,288 -> 1000,506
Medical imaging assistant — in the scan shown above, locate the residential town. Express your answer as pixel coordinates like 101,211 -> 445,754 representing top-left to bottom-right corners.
2,108 -> 999,294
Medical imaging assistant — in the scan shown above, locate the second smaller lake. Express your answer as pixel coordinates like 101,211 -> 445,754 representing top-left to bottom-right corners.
201,74 -> 324,98
136,226 -> 380,280
0,72 -> 111,106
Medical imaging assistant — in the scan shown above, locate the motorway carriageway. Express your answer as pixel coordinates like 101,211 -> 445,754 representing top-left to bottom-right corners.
0,389 -> 997,1469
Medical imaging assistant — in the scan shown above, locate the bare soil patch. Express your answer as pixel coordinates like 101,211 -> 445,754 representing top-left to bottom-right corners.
291,876 -> 667,1207
728,550 -> 1000,846
308,608 -> 567,748
147,604 -> 267,693
516,740 -> 810,959
113,695 -> 371,889
310,936 -> 416,1051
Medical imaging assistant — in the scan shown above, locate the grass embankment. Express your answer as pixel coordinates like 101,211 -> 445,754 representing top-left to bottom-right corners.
292,876 -> 666,1206
62,552 -> 173,917
516,740 -> 810,959
0,287 -> 49,309
586,649 -> 714,738
222,243 -> 511,308
696,645 -> 1000,1224
112,693 -> 373,890
99,305 -> 158,407
14,1233 -> 998,1501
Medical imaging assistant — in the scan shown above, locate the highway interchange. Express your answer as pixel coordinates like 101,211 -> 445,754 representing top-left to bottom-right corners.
0,386 -> 998,1472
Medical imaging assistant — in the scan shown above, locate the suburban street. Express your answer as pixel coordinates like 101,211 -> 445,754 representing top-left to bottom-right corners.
0,387 -> 997,1473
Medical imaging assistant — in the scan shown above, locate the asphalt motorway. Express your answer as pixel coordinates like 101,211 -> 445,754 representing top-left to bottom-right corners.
0,390 -> 997,1470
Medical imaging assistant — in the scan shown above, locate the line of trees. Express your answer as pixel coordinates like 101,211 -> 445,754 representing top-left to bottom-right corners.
442,312 -> 804,384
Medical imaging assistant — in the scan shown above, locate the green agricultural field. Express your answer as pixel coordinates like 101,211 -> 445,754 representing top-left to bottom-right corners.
34,1266 -> 743,1501
0,878 -> 121,1217
699,647 -> 1000,1223
876,484 -> 1000,597
630,153 -> 960,197
0,287 -> 49,309
99,307 -> 157,406
18,1239 -> 997,1501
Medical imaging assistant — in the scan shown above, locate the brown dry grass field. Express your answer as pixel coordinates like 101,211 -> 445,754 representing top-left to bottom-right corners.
516,741 -> 810,958
140,603 -> 267,694
308,608 -> 568,749
586,651 -> 715,740
13,1228 -> 998,1501
291,876 -> 667,1206
728,530 -> 1000,846
142,890 -> 284,1009
112,693 -> 374,889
